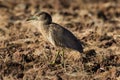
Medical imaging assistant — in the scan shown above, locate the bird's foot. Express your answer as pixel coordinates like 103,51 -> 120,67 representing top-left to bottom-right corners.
49,50 -> 60,65
49,50 -> 65,67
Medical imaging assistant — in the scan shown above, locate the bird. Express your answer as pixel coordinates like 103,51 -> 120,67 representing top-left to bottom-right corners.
26,12 -> 84,64
26,12 -> 84,53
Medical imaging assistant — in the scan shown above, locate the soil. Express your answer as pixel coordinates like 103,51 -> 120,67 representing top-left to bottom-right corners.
0,0 -> 120,80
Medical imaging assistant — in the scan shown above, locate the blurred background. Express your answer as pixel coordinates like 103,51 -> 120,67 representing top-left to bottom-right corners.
0,0 -> 120,80
0,0 -> 120,21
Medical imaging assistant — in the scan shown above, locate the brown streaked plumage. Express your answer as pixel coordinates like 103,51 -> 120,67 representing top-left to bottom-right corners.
27,12 -> 83,53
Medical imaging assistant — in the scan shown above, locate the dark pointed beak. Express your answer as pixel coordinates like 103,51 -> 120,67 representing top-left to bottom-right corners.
26,16 -> 37,21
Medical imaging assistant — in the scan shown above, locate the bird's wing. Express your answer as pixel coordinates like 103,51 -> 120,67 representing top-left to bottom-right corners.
49,23 -> 83,53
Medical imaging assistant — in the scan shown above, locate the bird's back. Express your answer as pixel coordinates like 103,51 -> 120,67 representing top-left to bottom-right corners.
49,23 -> 83,53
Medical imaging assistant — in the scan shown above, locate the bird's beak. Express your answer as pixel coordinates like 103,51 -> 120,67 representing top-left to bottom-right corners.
26,16 -> 38,21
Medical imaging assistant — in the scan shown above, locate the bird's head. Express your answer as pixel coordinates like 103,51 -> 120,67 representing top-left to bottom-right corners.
27,12 -> 52,25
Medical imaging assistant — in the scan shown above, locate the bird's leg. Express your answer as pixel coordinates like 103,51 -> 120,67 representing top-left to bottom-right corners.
60,48 -> 65,68
61,49 -> 64,63
60,49 -> 67,72
50,50 -> 60,64
50,49 -> 65,66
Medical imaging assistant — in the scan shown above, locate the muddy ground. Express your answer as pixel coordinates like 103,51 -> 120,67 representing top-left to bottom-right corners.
0,0 -> 120,80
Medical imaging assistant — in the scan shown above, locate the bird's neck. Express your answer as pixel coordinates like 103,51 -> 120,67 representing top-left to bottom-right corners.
32,21 -> 48,30
39,22 -> 49,31
33,21 -> 49,38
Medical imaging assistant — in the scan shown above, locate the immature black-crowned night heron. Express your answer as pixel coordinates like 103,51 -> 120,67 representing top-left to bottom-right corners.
27,12 -> 84,63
